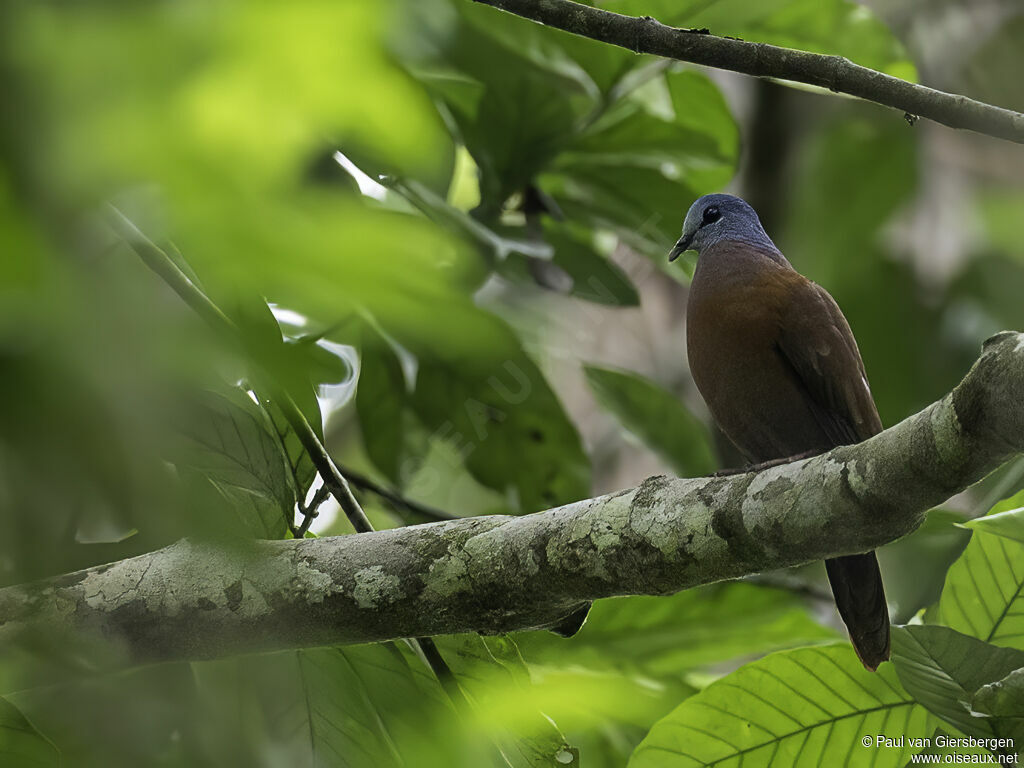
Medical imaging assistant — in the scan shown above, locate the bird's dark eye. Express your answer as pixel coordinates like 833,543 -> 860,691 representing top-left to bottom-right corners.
701,206 -> 721,226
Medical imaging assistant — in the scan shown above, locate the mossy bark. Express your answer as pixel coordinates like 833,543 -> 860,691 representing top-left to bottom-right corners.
0,333 -> 1021,670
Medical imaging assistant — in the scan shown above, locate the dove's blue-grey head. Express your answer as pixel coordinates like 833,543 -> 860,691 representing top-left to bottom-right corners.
669,193 -> 780,261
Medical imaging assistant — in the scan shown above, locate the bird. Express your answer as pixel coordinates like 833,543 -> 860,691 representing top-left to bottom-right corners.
670,193 -> 890,670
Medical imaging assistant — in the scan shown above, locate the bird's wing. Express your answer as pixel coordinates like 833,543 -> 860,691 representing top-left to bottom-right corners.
776,278 -> 883,444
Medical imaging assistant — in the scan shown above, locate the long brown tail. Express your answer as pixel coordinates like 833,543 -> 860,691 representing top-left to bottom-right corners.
825,553 -> 890,670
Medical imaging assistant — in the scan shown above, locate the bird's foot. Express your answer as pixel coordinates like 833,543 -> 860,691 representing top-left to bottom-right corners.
712,449 -> 821,476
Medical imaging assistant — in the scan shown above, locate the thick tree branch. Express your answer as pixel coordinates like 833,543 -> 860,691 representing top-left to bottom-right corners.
471,0 -> 1024,144
1,332 -> 1022,669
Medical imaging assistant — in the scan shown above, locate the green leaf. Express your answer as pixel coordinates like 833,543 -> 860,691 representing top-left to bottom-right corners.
890,625 -> 1024,740
608,0 -> 914,78
931,491 -> 1024,648
877,508 -> 972,624
527,664 -> 695,734
961,507 -> 1024,545
517,583 -> 837,675
288,335 -> 356,397
629,645 -> 932,768
454,0 -> 634,95
384,176 -> 552,261
172,389 -> 294,538
584,364 -> 716,477
959,489 -> 1024,543
0,698 -> 59,768
409,1 -> 597,212
263,399 -> 318,510
215,644 -> 450,768
32,2 -> 451,194
543,223 -> 642,306
543,70 -> 738,259
410,314 -> 591,512
206,479 -> 291,540
11,663 -> 201,767
232,296 -> 327,441
547,226 -> 639,306
973,669 -> 1024,745
153,249 -> 324,517
437,635 -> 577,767
357,329 -> 415,487
407,8 -> 737,250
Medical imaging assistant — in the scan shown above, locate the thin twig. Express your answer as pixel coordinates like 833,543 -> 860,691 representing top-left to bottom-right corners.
337,464 -> 457,523
471,0 -> 1024,144
301,483 -> 332,518
410,637 -> 469,714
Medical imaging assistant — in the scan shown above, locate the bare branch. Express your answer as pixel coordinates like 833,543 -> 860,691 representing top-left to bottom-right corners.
2,332 -> 1021,671
471,0 -> 1024,144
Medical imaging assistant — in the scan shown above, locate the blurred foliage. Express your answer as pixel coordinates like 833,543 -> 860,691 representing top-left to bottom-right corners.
1,0 -> 1023,765
583,365 -> 716,477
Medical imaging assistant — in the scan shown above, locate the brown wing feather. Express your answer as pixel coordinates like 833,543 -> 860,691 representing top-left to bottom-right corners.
777,279 -> 882,446
777,278 -> 891,670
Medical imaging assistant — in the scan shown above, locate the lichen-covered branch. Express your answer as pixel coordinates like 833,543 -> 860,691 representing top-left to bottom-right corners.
470,0 -> 1024,144
1,332 -> 1022,669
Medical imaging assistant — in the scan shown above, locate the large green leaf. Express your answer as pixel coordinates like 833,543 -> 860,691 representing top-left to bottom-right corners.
584,364 -> 716,477
407,0 -> 597,213
20,2 -> 451,195
453,0 -> 637,96
171,389 -> 294,538
960,490 -> 1024,545
499,222 -> 640,307
405,3 -> 737,254
876,509 -> 972,624
11,663 -> 205,768
232,296 -> 329,510
383,176 -> 552,262
544,223 -> 640,306
931,491 -> 1024,648
973,669 -> 1024,746
0,698 -> 59,768
961,507 -> 1024,546
515,585 -> 834,766
350,309 -> 590,514
436,635 -> 577,767
410,315 -> 591,513
890,625 -> 1024,741
216,644 -> 452,768
356,329 -> 416,487
543,69 -> 738,258
629,645 -> 932,768
518,583 -> 837,675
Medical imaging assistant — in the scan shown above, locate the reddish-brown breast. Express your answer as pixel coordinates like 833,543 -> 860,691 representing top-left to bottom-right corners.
686,240 -> 880,463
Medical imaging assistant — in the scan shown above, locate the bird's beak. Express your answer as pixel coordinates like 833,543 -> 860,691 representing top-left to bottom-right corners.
668,233 -> 694,262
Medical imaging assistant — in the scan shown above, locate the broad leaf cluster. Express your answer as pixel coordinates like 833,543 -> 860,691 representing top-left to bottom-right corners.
1,0 -> 1023,766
